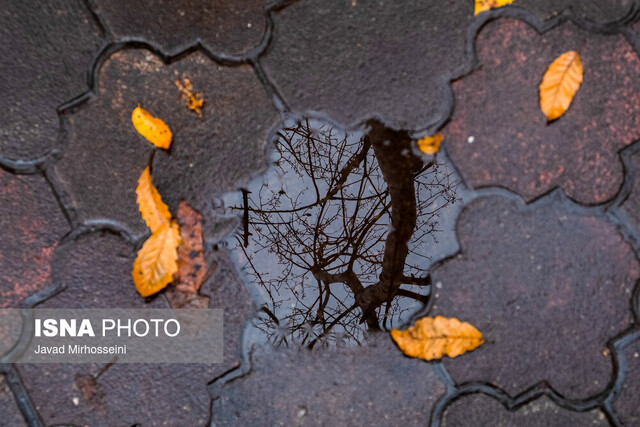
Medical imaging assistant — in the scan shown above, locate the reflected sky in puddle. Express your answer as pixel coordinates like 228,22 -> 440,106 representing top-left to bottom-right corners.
222,119 -> 470,348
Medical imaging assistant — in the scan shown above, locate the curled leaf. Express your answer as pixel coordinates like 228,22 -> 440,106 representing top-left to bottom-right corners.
539,51 -> 583,121
475,0 -> 516,15
176,78 -> 205,118
136,166 -> 171,233
391,316 -> 484,360
132,106 -> 173,149
132,221 -> 181,297
417,134 -> 443,154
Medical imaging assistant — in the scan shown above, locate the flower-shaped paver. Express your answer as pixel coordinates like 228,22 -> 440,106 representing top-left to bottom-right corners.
212,333 -> 445,425
0,169 -> 68,309
17,231 -> 253,425
612,337 -> 640,425
444,19 -> 640,205
442,394 -> 608,426
0,0 -> 104,162
0,375 -> 26,427
430,194 -> 640,400
617,146 -> 640,236
261,0 -> 473,130
54,48 -> 278,237
95,0 -> 268,56
515,0 -> 634,24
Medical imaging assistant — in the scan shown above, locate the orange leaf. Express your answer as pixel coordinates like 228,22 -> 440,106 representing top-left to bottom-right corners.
539,51 -> 583,121
175,78 -> 205,118
475,0 -> 516,15
417,134 -> 443,154
391,316 -> 484,360
131,106 -> 172,149
132,221 -> 181,297
136,166 -> 171,233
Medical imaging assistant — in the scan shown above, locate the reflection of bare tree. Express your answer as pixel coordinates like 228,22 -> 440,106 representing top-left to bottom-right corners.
230,119 -> 459,347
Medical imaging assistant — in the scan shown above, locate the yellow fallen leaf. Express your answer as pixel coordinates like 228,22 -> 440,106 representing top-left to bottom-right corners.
539,51 -> 583,121
132,221 -> 181,297
136,166 -> 171,233
417,134 -> 443,154
391,316 -> 484,360
176,78 -> 205,118
475,0 -> 516,15
131,106 -> 172,149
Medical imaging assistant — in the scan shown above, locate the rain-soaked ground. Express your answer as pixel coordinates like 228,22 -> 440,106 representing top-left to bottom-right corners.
3,0 -> 640,426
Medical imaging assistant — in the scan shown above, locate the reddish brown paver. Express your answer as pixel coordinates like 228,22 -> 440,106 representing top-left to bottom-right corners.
444,19 -> 640,205
442,395 -> 608,426
0,169 -> 68,309
96,0 -> 268,55
261,0 -> 473,130
430,194 -> 639,400
0,0 -> 104,162
17,231 -> 253,426
612,338 -> 640,426
212,332 -> 445,426
0,375 -> 26,427
54,49 -> 278,237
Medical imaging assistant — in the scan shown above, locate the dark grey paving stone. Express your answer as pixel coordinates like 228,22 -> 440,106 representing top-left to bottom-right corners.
612,339 -> 640,426
96,0 -> 268,55
17,233 -> 253,426
431,194 -> 639,400
516,0 -> 634,24
0,0 -> 104,161
0,169 -> 69,309
442,395 -> 608,427
212,333 -> 445,426
54,49 -> 278,237
0,375 -> 26,427
262,0 -> 473,130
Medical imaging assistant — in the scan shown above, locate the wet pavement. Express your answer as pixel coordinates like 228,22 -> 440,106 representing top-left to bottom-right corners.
2,0 -> 640,426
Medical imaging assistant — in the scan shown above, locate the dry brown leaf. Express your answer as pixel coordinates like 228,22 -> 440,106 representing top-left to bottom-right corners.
132,221 -> 181,297
174,200 -> 207,294
539,50 -> 583,121
391,316 -> 484,360
136,166 -> 171,233
176,78 -> 205,118
131,106 -> 172,149
475,0 -> 516,15
417,134 -> 443,154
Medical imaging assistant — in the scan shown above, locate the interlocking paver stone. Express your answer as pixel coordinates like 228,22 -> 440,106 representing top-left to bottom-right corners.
261,0 -> 472,130
431,194 -> 639,399
0,375 -> 26,427
612,339 -> 640,426
516,0 -> 634,24
444,19 -> 640,205
54,49 -> 278,237
96,0 -> 268,55
212,333 -> 445,426
0,169 -> 68,309
442,395 -> 609,426
17,232 -> 253,426
0,0 -> 104,162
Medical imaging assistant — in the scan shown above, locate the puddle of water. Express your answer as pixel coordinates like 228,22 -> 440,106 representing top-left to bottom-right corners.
221,119 -> 470,348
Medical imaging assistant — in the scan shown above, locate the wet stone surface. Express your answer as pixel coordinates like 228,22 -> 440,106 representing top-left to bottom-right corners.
431,194 -> 639,400
16,232 -> 253,426
0,169 -> 68,309
212,332 -> 445,426
612,338 -> 640,426
444,19 -> 640,205
96,0 -> 267,55
0,0 -> 104,162
262,0 -> 473,130
55,49 -> 278,237
442,395 -> 609,426
0,375 -> 26,427
516,0 -> 635,24
222,119 -> 466,347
